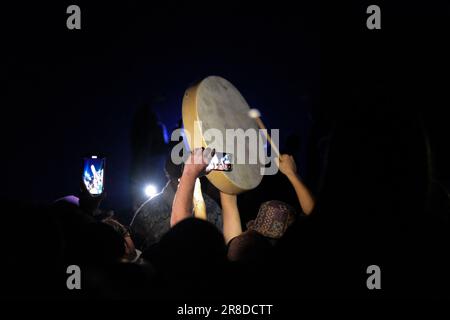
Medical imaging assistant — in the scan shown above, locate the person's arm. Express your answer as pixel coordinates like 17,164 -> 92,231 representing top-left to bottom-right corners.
278,154 -> 315,215
79,181 -> 105,216
220,192 -> 242,244
170,148 -> 213,227
193,178 -> 207,220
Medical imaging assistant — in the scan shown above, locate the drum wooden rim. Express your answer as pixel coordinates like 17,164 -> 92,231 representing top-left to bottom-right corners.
182,77 -> 261,194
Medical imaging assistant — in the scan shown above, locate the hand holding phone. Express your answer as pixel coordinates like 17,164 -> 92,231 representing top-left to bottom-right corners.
206,152 -> 233,172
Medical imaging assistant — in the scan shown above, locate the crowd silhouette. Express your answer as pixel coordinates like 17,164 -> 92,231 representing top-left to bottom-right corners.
1,101 -> 449,300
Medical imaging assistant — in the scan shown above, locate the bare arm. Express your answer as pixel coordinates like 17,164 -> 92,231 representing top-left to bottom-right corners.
170,172 -> 196,226
278,154 -> 315,215
220,192 -> 242,244
170,148 -> 213,227
193,178 -> 207,220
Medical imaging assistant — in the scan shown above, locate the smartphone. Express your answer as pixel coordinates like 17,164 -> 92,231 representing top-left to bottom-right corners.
82,156 -> 105,196
206,152 -> 233,172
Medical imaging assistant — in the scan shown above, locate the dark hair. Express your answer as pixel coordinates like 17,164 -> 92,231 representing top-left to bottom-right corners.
144,218 -> 226,270
164,156 -> 183,181
102,217 -> 129,238
227,230 -> 273,263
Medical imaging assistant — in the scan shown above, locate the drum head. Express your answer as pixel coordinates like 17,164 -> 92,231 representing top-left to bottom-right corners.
182,76 -> 264,194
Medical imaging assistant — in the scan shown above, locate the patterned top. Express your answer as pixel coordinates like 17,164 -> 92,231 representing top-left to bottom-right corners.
247,200 -> 296,239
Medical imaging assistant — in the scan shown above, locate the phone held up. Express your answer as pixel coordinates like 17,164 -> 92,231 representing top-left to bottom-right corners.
206,152 -> 232,172
82,156 -> 106,196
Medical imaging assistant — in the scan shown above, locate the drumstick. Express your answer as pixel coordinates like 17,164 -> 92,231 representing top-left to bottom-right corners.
248,108 -> 281,159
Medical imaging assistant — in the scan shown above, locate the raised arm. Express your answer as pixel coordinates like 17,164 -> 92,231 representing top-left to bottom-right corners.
278,154 -> 315,215
170,148 -> 213,227
193,178 -> 207,220
220,192 -> 242,244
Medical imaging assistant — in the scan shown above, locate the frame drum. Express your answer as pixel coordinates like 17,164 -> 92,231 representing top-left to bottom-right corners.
182,76 -> 264,194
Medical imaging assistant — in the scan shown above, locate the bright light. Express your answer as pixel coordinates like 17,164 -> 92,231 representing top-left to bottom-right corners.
144,184 -> 158,198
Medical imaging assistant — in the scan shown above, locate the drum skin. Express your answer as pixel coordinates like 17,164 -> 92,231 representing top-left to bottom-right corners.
182,76 -> 264,194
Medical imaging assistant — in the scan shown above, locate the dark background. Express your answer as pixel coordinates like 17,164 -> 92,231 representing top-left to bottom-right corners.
2,1 -> 449,217
2,1 -> 319,213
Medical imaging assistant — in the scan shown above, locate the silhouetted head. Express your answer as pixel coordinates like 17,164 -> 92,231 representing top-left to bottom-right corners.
164,156 -> 183,182
145,218 -> 226,271
80,222 -> 125,265
51,198 -> 124,265
227,230 -> 272,263
102,217 -> 137,262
